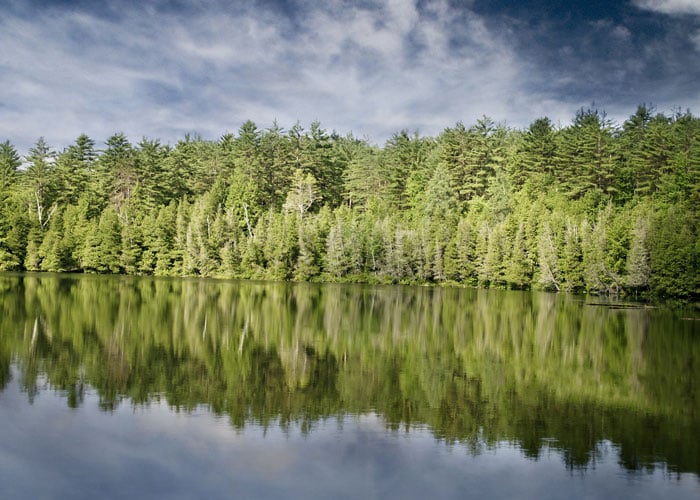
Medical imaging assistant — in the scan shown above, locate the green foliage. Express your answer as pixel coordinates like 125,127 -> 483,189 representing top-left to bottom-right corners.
626,215 -> 651,291
648,204 -> 699,297
1,108 -> 698,297
0,140 -> 21,194
343,146 -> 388,209
54,134 -> 95,206
515,117 -> 558,190
557,108 -> 618,198
24,137 -> 59,229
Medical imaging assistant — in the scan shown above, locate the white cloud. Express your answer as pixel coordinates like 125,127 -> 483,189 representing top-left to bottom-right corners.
632,0 -> 700,15
1,0 -> 697,155
0,0 -> 540,152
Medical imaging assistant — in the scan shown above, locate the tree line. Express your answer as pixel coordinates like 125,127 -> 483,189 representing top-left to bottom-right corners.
0,105 -> 698,296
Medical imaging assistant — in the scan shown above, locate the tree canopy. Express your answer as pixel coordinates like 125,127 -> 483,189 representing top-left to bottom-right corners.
0,107 -> 698,297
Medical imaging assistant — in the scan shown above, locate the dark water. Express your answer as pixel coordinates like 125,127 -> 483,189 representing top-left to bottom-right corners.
0,273 -> 698,499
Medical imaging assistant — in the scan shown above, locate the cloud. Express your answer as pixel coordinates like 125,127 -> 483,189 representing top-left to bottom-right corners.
0,0 -> 698,155
0,0 -> 534,152
632,0 -> 700,15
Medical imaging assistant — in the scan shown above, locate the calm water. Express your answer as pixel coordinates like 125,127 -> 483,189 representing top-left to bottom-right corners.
0,273 -> 698,499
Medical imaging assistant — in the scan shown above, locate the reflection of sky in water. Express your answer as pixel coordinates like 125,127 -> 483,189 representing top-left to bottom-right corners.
1,372 -> 698,500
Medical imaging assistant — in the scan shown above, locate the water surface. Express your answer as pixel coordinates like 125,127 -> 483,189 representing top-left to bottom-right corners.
0,274 -> 698,499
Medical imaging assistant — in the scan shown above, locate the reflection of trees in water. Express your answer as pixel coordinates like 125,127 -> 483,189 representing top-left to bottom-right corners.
0,274 -> 698,473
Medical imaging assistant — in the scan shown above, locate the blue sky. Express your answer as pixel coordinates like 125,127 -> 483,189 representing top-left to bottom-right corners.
1,0 -> 699,153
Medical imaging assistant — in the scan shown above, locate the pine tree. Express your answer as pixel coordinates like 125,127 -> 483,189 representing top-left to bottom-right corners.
537,220 -> 560,291
80,218 -> 102,272
305,122 -> 344,208
98,133 -> 136,212
258,122 -> 293,208
24,228 -> 43,271
580,211 -> 621,294
226,169 -> 261,239
382,130 -> 430,209
463,117 -> 502,202
480,224 -> 507,287
505,221 -> 530,289
39,211 -> 70,272
648,205 -> 698,297
343,146 -> 388,209
0,140 -> 21,195
151,202 -> 178,276
55,134 -> 95,206
558,108 -> 616,198
283,169 -> 320,218
514,117 -> 558,191
294,218 -> 320,281
618,105 -> 653,198
659,111 -> 700,203
559,218 -> 583,292
0,141 -> 23,270
454,216 -> 477,284
325,218 -> 348,279
135,138 -> 171,208
97,206 -> 122,273
625,213 -> 651,292
24,137 -> 58,230
421,162 -> 459,220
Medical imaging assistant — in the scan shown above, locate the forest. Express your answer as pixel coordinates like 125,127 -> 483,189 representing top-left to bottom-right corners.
0,105 -> 698,297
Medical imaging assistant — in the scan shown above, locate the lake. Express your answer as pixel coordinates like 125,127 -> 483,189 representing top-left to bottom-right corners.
0,273 -> 698,499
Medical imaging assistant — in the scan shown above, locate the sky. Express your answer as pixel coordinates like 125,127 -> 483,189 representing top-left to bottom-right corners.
1,0 -> 699,153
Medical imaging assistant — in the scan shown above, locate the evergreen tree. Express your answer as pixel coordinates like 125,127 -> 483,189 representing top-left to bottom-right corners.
558,108 -> 616,199
0,140 -> 20,194
454,216 -> 477,284
463,117 -> 503,202
618,105 -> 653,198
420,162 -> 459,220
343,146 -> 387,209
24,137 -> 58,230
625,213 -> 651,292
479,223 -> 506,287
97,206 -> 122,273
559,218 -> 583,292
436,123 -> 470,208
580,207 -> 623,295
504,221 -> 530,289
225,169 -> 261,239
382,130 -> 431,209
515,117 -> 558,190
98,133 -> 136,211
55,134 -> 95,206
648,205 -> 698,297
136,138 -> 171,208
258,122 -> 293,208
659,111 -> 700,203
284,169 -> 321,218
162,136 -> 201,200
38,211 -> 66,272
153,202 -> 179,276
325,216 -> 349,279
537,220 -> 560,291
0,141 -> 22,270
